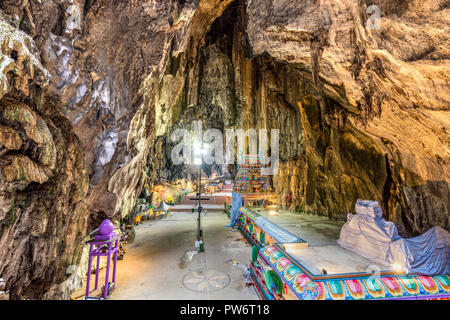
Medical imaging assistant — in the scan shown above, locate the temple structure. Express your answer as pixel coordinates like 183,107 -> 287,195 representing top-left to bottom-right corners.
233,155 -> 275,202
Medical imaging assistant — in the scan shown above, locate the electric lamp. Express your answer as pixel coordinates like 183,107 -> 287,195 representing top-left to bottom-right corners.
393,263 -> 404,272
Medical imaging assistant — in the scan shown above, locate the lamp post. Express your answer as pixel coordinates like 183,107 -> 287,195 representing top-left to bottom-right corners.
193,142 -> 207,252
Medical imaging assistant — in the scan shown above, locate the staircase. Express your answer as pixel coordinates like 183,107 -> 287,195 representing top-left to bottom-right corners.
170,191 -> 232,213
181,192 -> 232,205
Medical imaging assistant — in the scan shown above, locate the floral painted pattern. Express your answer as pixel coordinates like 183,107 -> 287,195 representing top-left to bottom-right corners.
260,246 -> 450,300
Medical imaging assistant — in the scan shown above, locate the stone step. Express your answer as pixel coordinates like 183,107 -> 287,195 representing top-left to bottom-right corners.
170,204 -> 226,213
181,193 -> 232,205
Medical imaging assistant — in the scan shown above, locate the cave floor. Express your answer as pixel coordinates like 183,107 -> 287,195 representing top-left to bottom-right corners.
108,207 -> 259,300
74,207 -> 346,300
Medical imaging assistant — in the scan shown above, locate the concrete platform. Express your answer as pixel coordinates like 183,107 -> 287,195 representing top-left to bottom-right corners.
108,210 -> 258,300
245,207 -> 391,275
248,207 -> 345,246
281,243 -> 386,275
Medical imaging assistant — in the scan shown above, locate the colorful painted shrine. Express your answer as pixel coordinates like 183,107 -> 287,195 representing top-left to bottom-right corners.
253,244 -> 450,300
153,201 -> 171,219
233,155 -> 274,201
134,206 -> 152,225
231,207 -> 450,300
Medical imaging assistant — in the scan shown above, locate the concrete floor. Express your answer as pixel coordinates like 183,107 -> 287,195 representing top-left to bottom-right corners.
77,206 -> 348,300
109,207 -> 259,300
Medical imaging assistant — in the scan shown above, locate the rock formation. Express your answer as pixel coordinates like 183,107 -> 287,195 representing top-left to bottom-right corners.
0,0 -> 448,299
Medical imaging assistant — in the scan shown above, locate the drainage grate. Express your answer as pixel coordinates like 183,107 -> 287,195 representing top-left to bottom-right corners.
182,269 -> 231,292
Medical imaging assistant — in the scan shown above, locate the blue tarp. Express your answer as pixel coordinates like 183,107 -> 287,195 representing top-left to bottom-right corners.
392,226 -> 450,275
226,191 -> 243,227
338,199 -> 450,275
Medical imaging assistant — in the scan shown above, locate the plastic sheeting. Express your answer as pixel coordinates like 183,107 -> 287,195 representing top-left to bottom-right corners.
226,191 -> 243,227
337,200 -> 449,275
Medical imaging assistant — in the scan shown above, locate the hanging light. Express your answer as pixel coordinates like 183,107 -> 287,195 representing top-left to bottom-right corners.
392,263 -> 404,272
193,141 -> 202,151
193,141 -> 208,165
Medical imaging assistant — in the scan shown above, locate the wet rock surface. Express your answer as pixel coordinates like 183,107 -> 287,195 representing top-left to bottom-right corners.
0,0 -> 448,299
0,93 -> 88,300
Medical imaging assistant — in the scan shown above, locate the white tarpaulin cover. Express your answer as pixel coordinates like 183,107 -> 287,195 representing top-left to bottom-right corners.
337,200 -> 449,275
154,201 -> 169,212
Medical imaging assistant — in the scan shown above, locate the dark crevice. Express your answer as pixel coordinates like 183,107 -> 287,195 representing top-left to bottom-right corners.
83,0 -> 97,17
204,0 -> 239,60
10,50 -> 18,61
405,46 -> 436,62
382,154 -> 393,220
50,3 -> 66,36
